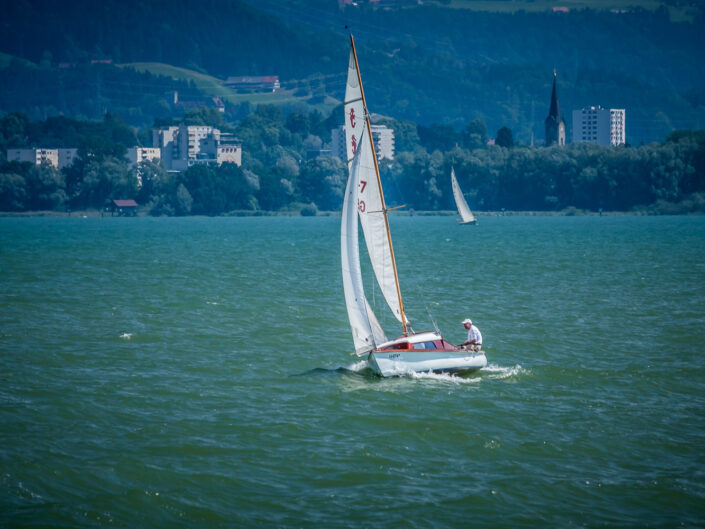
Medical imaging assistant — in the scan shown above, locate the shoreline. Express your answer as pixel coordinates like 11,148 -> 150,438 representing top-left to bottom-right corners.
1,209 -> 703,218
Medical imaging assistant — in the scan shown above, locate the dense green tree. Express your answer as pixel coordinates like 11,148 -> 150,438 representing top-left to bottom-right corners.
418,124 -> 461,153
256,167 -> 295,211
0,172 -> 28,210
174,183 -> 193,216
285,112 -> 311,136
0,112 -> 30,151
75,157 -> 136,209
495,127 -> 514,148
135,160 -> 169,204
462,119 -> 488,150
24,163 -> 67,210
183,108 -> 229,130
298,155 -> 346,211
178,162 -> 255,215
374,118 -> 421,153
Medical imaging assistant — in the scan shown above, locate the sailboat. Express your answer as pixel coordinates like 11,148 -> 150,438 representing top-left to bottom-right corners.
341,36 -> 487,377
451,167 -> 477,225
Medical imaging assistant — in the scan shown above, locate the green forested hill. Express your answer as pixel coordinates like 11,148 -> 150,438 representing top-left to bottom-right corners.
0,0 -> 703,143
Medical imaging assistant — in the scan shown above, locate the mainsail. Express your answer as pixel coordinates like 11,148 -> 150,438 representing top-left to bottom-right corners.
344,43 -> 406,326
451,167 -> 476,224
344,49 -> 365,172
341,133 -> 387,354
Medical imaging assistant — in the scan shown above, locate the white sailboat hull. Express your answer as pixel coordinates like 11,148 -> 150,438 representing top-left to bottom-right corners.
368,350 -> 487,377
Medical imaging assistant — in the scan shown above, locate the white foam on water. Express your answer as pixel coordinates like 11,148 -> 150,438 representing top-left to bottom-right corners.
346,360 -> 369,372
343,360 -> 526,383
410,371 -> 481,384
119,333 -> 133,340
482,363 -> 526,379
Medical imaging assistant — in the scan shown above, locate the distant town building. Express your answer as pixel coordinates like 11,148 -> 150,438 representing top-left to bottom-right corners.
331,126 -> 346,162
111,199 -> 138,216
572,107 -> 626,146
6,148 -> 78,169
58,149 -> 79,168
224,76 -> 280,92
216,141 -> 242,165
331,124 -> 395,162
152,125 -> 241,171
610,108 -> 626,145
126,147 -> 161,166
126,147 -> 161,186
545,70 -> 566,146
370,125 -> 395,160
172,91 -> 225,113
7,148 -> 57,167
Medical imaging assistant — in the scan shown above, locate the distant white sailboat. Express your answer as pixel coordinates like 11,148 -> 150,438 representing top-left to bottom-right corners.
451,167 -> 477,225
341,35 -> 487,377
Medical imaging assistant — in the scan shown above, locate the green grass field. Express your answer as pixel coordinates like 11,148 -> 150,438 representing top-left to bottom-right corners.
119,62 -> 340,113
430,0 -> 698,21
0,51 -> 36,70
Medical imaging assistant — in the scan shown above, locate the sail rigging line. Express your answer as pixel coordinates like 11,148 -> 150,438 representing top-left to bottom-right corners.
349,33 -> 408,335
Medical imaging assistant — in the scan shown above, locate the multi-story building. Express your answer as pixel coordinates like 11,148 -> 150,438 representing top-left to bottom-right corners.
153,125 -> 242,171
331,126 -> 346,162
57,149 -> 78,168
572,107 -> 626,146
126,147 -> 161,166
609,109 -> 626,146
331,124 -> 395,162
6,148 -> 78,169
370,125 -> 395,160
126,147 -> 162,186
152,126 -> 180,169
216,134 -> 243,166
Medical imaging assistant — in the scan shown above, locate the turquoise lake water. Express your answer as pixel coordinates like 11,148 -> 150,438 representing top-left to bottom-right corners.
1,215 -> 704,528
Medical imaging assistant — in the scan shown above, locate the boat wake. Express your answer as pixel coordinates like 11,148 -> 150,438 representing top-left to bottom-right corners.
410,370 -> 482,384
345,360 -> 370,373
482,363 -> 526,379
296,362 -> 526,384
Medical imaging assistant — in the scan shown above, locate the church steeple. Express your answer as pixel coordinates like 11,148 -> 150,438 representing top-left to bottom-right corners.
545,70 -> 566,146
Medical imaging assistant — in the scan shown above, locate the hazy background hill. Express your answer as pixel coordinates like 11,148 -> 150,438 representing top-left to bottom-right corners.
1,0 -> 704,144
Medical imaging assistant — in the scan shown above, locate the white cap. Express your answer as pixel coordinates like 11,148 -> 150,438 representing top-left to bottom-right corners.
461,318 -> 472,325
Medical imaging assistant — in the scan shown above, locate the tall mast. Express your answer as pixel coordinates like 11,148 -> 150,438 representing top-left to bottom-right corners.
349,34 -> 408,334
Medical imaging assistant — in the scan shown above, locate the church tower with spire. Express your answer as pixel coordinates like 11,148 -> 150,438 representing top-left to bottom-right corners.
545,70 -> 566,146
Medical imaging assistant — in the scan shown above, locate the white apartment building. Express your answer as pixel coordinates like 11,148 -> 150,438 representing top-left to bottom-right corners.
216,140 -> 242,166
370,125 -> 395,160
6,148 -> 78,169
126,147 -> 162,186
58,148 -> 79,168
609,109 -> 626,146
572,106 -> 626,146
331,126 -> 346,162
153,125 -> 242,171
126,147 -> 161,166
331,124 -> 395,162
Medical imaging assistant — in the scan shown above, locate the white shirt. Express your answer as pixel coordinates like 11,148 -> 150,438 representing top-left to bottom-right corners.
467,325 -> 482,345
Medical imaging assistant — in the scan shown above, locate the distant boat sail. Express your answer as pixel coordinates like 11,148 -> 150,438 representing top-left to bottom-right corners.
340,35 -> 487,377
451,167 -> 477,225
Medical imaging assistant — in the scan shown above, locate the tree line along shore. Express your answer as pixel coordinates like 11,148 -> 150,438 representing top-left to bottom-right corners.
1,110 -> 704,217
